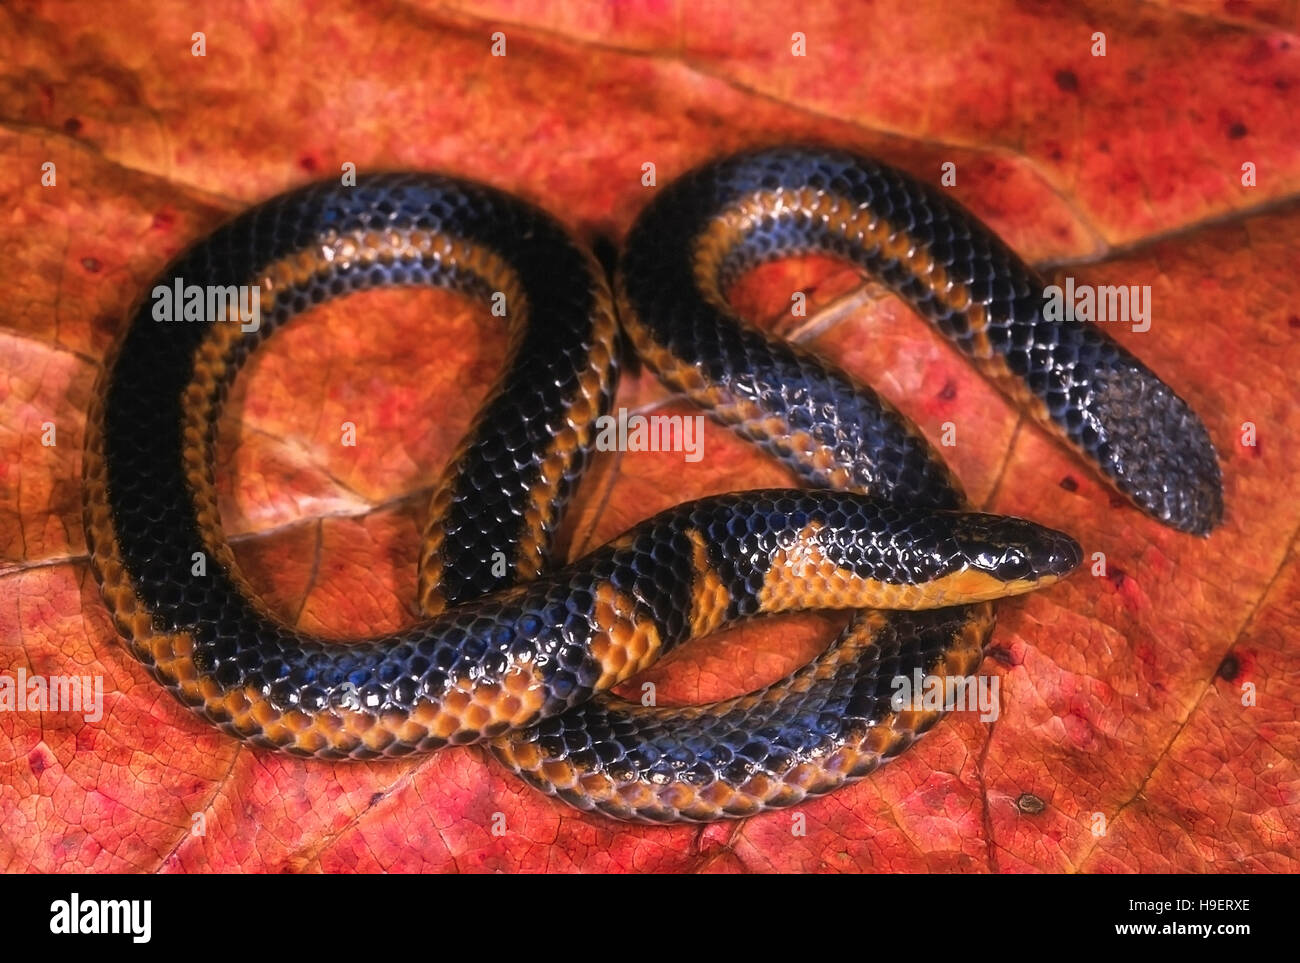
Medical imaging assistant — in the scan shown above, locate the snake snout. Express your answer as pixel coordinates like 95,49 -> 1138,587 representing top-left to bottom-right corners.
957,515 -> 1083,583
1026,527 -> 1084,579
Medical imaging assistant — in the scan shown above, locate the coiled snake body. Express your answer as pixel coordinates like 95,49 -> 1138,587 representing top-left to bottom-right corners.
84,147 -> 1221,822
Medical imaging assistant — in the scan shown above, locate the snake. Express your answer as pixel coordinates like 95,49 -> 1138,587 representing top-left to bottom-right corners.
83,146 -> 1222,823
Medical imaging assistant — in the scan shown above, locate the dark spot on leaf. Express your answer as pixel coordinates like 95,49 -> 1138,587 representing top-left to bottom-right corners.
1107,566 -> 1127,589
1218,654 -> 1239,681
938,379 -> 957,401
29,747 -> 51,777
369,791 -> 384,807
63,117 -> 83,135
1017,793 -> 1047,815
299,154 -> 319,173
988,645 -> 1016,666
1228,122 -> 1248,139
1054,69 -> 1078,93
81,257 -> 101,273
1287,315 -> 1300,329
1059,475 -> 1078,492
153,210 -> 175,230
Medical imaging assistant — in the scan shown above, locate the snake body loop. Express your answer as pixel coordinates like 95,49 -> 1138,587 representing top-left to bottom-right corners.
84,148 -> 1219,823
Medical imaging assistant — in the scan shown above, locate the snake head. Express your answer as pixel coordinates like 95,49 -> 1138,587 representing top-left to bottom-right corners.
950,513 -> 1083,585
